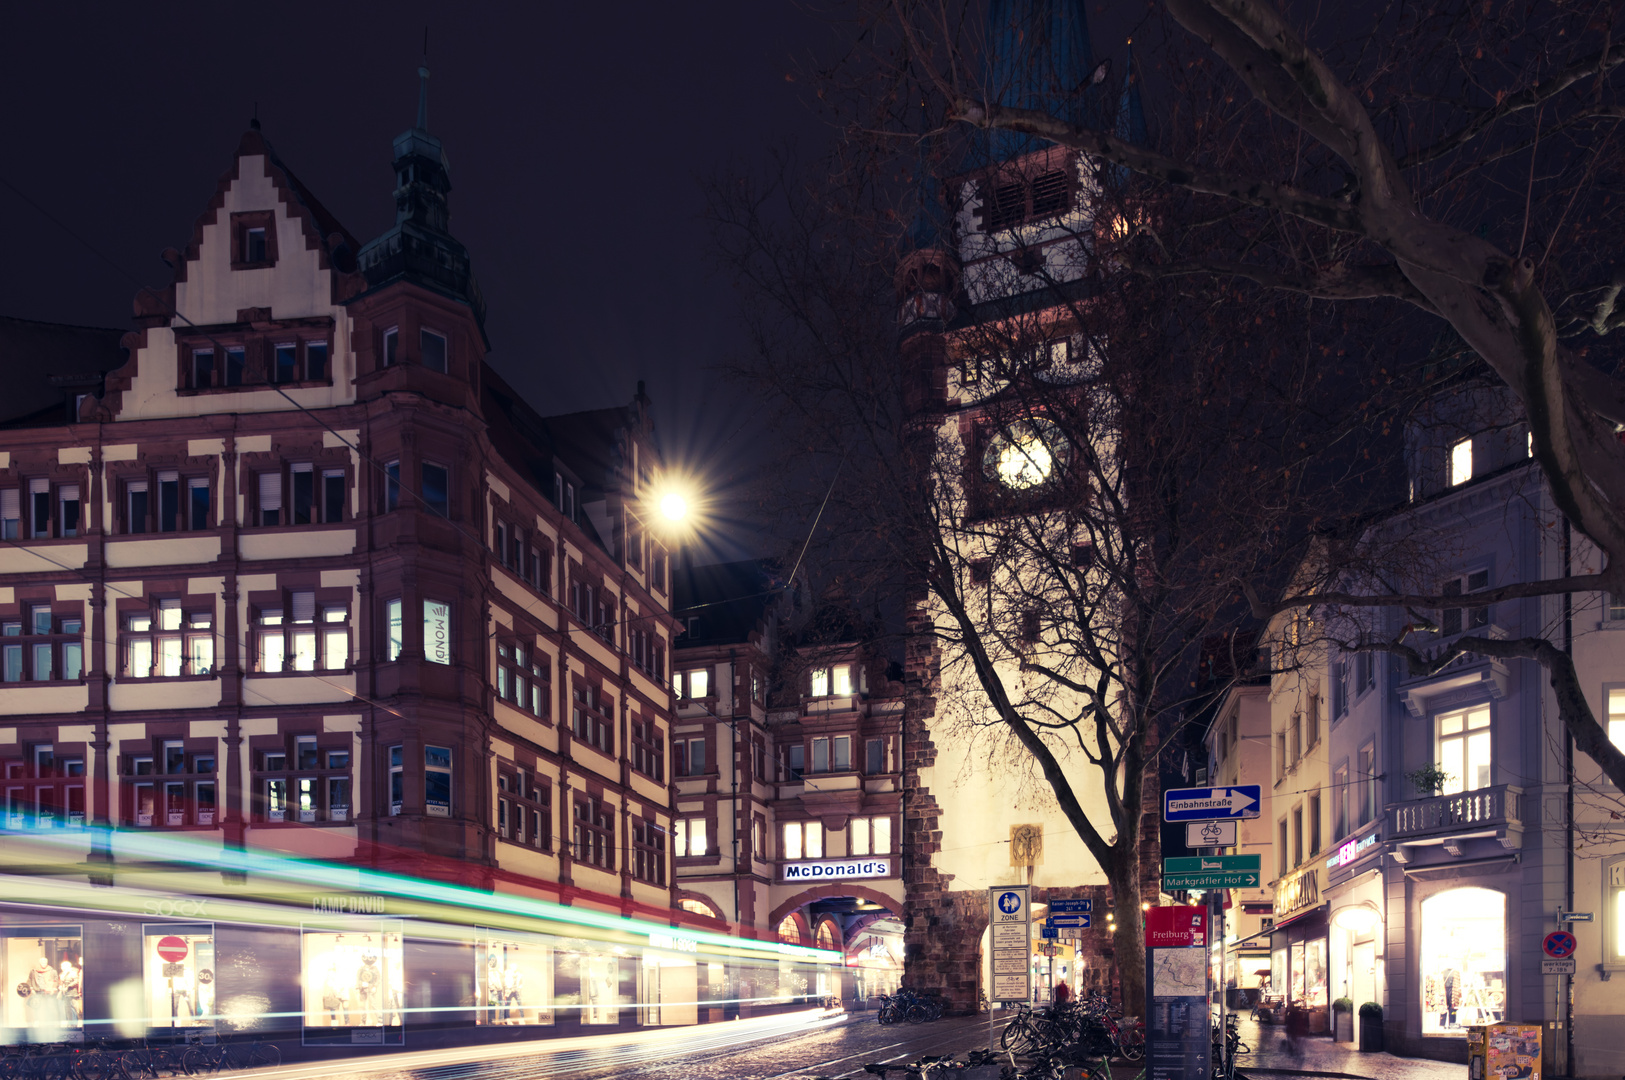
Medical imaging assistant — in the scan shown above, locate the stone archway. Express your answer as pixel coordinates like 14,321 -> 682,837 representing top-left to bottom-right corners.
767,883 -> 902,929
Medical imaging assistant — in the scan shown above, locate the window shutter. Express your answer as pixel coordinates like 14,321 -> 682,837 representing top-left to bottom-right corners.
157,470 -> 178,484
259,472 -> 282,512
28,478 -> 48,495
2,490 -> 20,518
291,591 -> 316,623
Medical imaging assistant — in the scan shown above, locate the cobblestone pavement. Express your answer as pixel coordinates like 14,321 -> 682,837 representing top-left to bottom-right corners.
247,1009 -> 1011,1080
1232,1017 -> 1461,1080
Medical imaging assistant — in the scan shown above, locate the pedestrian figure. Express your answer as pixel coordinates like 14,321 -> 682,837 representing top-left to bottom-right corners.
1053,980 -> 1071,1004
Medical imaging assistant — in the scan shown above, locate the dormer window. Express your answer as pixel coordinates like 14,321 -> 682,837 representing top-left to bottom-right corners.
421,329 -> 448,374
1450,438 -> 1473,486
230,211 -> 277,269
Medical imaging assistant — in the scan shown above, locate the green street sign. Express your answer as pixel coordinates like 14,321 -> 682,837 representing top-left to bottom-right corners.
1162,871 -> 1259,889
1163,855 -> 1261,874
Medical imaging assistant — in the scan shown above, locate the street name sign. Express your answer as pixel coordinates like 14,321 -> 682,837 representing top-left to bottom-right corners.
1162,871 -> 1260,890
1185,820 -> 1238,848
1164,855 -> 1261,875
1046,913 -> 1091,928
1163,786 -> 1261,822
989,885 -> 1031,1003
1048,898 -> 1093,913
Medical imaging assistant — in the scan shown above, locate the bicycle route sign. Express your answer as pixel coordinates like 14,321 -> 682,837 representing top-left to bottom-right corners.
1163,785 -> 1261,822
988,885 -> 1031,1003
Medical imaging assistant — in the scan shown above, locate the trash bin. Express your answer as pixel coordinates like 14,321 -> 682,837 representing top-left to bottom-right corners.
1357,1003 -> 1383,1052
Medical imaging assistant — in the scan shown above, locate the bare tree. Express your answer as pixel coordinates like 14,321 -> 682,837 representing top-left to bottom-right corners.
709,133 -> 1413,1008
854,0 -> 1625,791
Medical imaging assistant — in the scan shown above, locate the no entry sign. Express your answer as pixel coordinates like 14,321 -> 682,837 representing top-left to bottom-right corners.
155,936 -> 189,963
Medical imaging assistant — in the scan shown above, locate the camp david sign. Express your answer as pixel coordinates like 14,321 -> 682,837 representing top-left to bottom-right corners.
783,857 -> 891,881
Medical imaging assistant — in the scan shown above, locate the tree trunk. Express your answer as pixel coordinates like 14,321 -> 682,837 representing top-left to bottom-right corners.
1108,856 -> 1147,1020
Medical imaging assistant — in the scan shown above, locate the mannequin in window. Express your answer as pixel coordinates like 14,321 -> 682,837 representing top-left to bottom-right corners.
321,964 -> 345,1025
1441,967 -> 1460,1028
58,959 -> 81,1024
28,958 -> 60,1027
355,944 -> 379,1026
485,954 -> 502,1023
502,959 -> 524,1024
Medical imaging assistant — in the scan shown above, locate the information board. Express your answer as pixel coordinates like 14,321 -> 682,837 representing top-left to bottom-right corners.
988,886 -> 1031,1003
1146,906 -> 1211,1080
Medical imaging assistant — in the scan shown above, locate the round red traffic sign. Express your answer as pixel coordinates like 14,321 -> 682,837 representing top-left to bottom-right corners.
1543,930 -> 1576,959
155,936 -> 189,963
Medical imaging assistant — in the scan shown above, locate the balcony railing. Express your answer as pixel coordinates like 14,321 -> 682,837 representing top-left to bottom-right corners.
1388,783 -> 1522,848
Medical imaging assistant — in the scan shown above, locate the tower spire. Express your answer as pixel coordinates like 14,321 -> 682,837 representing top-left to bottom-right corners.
416,65 -> 430,131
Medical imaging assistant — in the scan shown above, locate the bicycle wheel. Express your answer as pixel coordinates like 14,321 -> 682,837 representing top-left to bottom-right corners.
246,1045 -> 279,1071
906,1003 -> 930,1024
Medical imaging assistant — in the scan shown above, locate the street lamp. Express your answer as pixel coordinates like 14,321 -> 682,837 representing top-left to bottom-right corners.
658,490 -> 689,524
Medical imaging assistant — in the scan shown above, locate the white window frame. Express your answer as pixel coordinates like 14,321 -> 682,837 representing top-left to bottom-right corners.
1437,705 -> 1493,795
1605,854 -> 1625,972
1450,437 -> 1473,486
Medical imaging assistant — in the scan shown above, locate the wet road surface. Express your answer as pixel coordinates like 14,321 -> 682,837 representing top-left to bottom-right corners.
238,1010 -> 1012,1080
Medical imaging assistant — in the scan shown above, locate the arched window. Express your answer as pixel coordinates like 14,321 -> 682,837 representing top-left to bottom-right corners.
778,916 -> 802,945
815,920 -> 839,951
1419,887 -> 1505,1035
679,898 -> 718,919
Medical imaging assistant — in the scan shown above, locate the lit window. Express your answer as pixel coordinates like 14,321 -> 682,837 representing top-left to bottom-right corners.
1608,689 -> 1625,753
257,609 -> 285,673
1438,706 -> 1492,794
423,600 -> 451,664
811,668 -> 829,696
675,817 -> 708,857
389,745 -> 403,815
1450,438 -> 1473,486
832,664 -> 853,695
1419,888 -> 1504,1033
385,598 -> 403,661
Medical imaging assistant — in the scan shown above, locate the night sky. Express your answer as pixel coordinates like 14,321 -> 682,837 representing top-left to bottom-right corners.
0,2 -> 828,559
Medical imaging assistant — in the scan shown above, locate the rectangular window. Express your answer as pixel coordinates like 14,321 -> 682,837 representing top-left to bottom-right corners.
1333,765 -> 1349,840
1438,705 -> 1493,794
290,464 -> 315,525
225,347 -> 245,386
193,348 -> 215,389
1277,818 -> 1289,877
389,745 -> 403,815
420,329 -> 448,373
383,327 -> 398,366
258,471 -> 281,527
257,609 -> 284,673
866,738 -> 884,774
245,226 -> 267,264
274,343 -> 298,383
321,469 -> 344,523
423,600 -> 451,665
1440,570 -> 1491,636
127,480 -> 149,534
833,735 -> 851,772
832,664 -> 854,696
421,462 -> 449,516
1332,661 -> 1348,719
782,821 -> 802,861
812,737 -> 829,773
811,668 -> 829,696
1292,806 -> 1303,867
188,478 -> 210,530
805,821 -> 823,858
28,479 -> 48,538
1308,792 -> 1321,856
572,798 -> 614,869
424,746 -> 452,816
632,819 -> 666,885
788,744 -> 805,779
1609,689 -> 1625,754
385,599 -> 403,661
1450,437 -> 1473,486
156,471 -> 180,533
385,460 -> 400,511
306,341 -> 328,381
0,489 -> 17,539
1357,743 -> 1375,825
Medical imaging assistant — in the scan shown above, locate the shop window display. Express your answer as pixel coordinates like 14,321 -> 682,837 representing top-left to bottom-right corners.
301,923 -> 404,1041
475,934 -> 553,1025
578,952 -> 620,1025
1420,887 -> 1505,1035
640,950 -> 698,1026
1,926 -> 83,1039
142,924 -> 214,1031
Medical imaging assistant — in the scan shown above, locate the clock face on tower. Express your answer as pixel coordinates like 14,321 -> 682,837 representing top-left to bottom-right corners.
983,417 -> 1067,490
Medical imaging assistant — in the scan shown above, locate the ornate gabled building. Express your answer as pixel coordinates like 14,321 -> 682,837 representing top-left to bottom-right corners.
0,80 -> 834,1050
671,561 -> 906,1006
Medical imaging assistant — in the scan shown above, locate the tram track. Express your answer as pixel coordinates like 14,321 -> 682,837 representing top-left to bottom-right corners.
231,1010 -> 1009,1080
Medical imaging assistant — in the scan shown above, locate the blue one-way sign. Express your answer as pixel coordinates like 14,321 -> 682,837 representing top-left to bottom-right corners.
1163,785 -> 1262,822
1046,914 -> 1091,928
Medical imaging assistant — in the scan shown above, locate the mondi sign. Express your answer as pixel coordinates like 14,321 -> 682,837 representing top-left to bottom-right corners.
782,858 -> 891,881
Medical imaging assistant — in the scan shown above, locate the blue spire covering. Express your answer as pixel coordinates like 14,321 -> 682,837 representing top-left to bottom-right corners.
1116,42 -> 1147,147
905,138 -> 948,251
983,0 -> 1096,161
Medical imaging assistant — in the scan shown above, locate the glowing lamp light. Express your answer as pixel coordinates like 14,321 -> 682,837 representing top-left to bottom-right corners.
1332,905 -> 1381,935
658,491 -> 689,523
